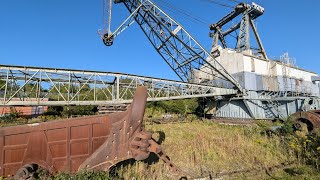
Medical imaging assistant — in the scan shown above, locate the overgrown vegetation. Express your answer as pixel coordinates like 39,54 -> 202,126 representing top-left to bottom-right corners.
278,121 -> 320,170
0,109 -> 22,123
114,120 -> 320,179
0,105 -> 98,127
52,171 -> 110,180
29,170 -> 110,180
260,119 -> 320,171
145,99 -> 198,119
0,99 -> 196,127
43,105 -> 98,118
1,116 -> 320,179
1,96 -> 320,178
0,109 -> 26,127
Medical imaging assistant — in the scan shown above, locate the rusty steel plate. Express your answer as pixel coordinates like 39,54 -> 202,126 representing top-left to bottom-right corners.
311,110 -> 320,115
289,111 -> 320,132
0,86 -> 177,179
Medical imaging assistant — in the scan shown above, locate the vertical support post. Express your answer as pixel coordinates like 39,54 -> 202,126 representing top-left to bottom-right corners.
78,81 -> 81,102
249,18 -> 268,59
58,83 -> 61,101
111,84 -> 115,101
94,73 -> 97,102
237,11 -> 250,53
116,76 -> 120,101
151,81 -> 154,98
23,71 -> 27,101
286,102 -> 290,117
217,27 -> 227,48
245,13 -> 250,51
211,30 -> 219,48
37,70 -> 42,104
3,70 -> 9,104
68,72 -> 71,102
35,78 -> 39,99
203,97 -> 205,118
296,99 -> 300,111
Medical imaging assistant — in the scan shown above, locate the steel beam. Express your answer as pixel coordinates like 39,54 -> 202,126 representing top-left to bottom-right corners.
118,0 -> 244,93
0,64 -> 236,106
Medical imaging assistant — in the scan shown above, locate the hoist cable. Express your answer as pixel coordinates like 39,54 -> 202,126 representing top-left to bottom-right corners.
155,0 -> 210,26
227,0 -> 242,4
200,0 -> 234,8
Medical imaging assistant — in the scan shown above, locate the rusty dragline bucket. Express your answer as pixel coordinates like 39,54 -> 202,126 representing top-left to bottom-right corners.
289,110 -> 320,132
0,86 -> 180,179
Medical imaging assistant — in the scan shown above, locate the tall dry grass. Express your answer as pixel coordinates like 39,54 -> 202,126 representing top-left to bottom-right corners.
115,120 -> 295,179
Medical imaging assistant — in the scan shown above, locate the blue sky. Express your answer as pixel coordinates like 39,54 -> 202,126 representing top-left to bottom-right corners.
0,0 -> 319,81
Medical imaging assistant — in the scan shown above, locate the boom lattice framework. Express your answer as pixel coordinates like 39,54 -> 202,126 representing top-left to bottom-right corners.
0,65 -> 236,106
108,0 -> 243,92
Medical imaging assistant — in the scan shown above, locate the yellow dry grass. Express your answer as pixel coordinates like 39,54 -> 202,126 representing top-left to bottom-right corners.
116,120 -> 295,179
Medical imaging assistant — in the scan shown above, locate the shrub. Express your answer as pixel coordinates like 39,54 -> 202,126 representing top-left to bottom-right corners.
280,120 -> 320,169
61,105 -> 97,117
147,98 -> 198,115
287,132 -> 320,169
0,109 -> 22,123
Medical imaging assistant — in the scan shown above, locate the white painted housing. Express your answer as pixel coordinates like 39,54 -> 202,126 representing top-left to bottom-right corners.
195,48 -> 320,97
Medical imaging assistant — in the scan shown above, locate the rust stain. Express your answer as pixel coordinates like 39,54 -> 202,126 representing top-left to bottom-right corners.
0,87 -> 181,179
290,110 -> 320,132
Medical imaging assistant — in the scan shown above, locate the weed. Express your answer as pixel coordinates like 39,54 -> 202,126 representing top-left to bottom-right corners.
53,171 -> 109,180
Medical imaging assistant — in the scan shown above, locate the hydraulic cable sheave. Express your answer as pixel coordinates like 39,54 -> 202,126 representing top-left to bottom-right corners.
108,0 -> 244,93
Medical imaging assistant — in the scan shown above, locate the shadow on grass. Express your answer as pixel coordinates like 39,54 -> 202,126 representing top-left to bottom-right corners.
284,167 -> 305,176
109,131 -> 166,178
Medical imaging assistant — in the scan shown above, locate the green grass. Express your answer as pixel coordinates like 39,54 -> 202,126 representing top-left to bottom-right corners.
114,120 -> 302,179
52,171 -> 110,180
2,118 -> 320,179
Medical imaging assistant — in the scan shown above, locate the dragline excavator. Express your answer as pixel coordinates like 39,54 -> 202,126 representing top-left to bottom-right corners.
100,0 -> 320,128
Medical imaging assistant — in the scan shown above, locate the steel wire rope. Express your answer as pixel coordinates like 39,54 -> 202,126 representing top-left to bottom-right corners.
153,0 -> 239,84
199,0 -> 234,8
154,0 -> 210,26
227,0 -> 242,4
155,4 -> 203,26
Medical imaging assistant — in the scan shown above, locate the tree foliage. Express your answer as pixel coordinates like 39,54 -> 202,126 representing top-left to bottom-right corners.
45,105 -> 97,117
147,98 -> 198,115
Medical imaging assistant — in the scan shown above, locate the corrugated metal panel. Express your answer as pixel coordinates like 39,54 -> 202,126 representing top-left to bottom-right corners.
244,72 -> 257,91
216,100 -> 251,119
256,75 -> 263,91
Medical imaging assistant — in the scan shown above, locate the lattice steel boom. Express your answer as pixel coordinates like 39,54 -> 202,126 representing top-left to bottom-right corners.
105,0 -> 243,93
0,64 -> 236,106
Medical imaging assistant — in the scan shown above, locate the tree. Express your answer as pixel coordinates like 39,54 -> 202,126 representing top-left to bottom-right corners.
147,98 -> 198,115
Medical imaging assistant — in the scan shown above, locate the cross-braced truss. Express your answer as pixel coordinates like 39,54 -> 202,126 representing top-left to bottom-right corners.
0,65 -> 236,106
107,0 -> 243,92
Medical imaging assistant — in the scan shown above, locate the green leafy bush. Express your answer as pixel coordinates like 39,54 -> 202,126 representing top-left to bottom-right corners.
0,109 -> 22,123
286,131 -> 320,169
61,105 -> 97,117
147,98 -> 198,115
